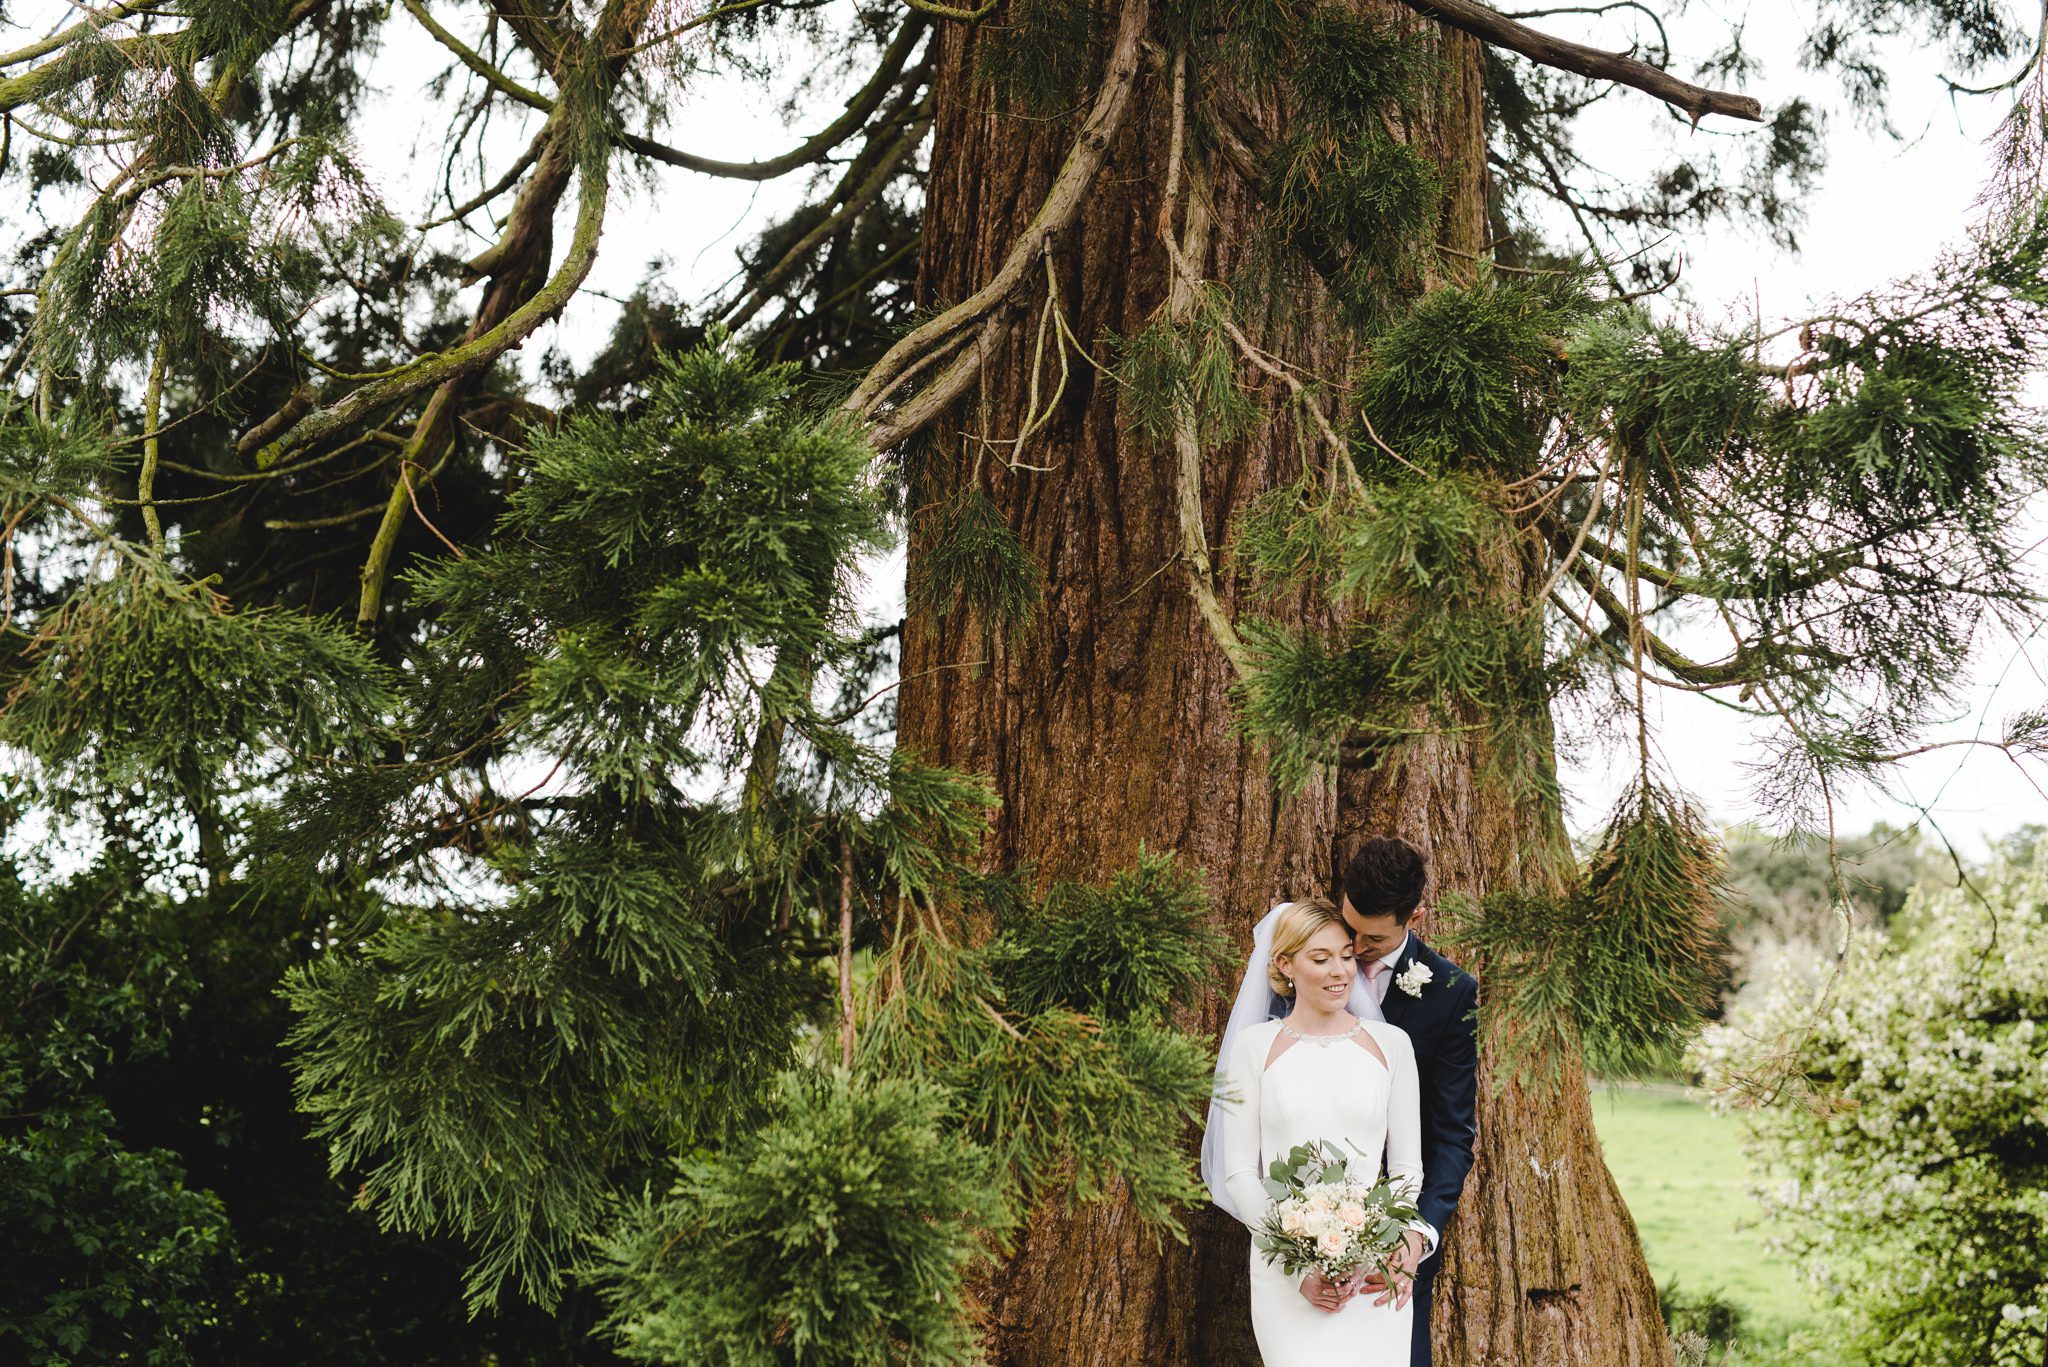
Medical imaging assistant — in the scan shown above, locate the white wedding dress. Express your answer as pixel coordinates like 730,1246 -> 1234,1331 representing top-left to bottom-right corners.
1217,1017 -> 1423,1367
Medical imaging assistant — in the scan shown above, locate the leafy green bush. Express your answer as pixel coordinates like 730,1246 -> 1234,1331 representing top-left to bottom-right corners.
1695,839 -> 2048,1367
0,861 -> 233,1366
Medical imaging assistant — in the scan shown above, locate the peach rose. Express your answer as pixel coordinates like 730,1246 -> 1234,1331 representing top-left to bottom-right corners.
1337,1202 -> 1368,1229
1317,1229 -> 1349,1259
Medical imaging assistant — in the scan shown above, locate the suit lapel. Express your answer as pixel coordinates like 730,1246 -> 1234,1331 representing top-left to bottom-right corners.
1376,934 -> 1422,1027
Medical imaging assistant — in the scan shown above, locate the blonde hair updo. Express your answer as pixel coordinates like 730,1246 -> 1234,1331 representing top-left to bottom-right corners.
1266,897 -> 1345,997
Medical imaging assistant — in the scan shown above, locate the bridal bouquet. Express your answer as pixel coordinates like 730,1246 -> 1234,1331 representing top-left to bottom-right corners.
1253,1140 -> 1421,1285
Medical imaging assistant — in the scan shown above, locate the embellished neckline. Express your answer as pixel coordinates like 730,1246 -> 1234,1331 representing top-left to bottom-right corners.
1278,1016 -> 1365,1047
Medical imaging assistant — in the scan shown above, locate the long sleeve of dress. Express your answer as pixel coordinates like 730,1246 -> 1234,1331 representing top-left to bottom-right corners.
1219,1026 -> 1271,1230
1383,1027 -> 1437,1255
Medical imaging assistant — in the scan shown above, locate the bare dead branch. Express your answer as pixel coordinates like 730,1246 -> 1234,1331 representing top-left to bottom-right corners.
1401,0 -> 1763,123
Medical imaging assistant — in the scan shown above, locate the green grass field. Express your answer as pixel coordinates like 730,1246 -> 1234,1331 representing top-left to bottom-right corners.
1591,1086 -> 1820,1343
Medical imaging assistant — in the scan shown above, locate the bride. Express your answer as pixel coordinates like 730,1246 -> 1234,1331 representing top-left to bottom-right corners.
1203,898 -> 1430,1366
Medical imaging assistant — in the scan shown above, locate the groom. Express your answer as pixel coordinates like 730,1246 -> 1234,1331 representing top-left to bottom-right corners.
1269,836 -> 1479,1365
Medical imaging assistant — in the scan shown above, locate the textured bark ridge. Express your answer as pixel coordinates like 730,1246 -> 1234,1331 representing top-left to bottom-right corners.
900,6 -> 1670,1363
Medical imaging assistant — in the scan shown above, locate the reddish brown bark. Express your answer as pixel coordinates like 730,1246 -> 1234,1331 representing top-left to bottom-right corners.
899,4 -> 1670,1362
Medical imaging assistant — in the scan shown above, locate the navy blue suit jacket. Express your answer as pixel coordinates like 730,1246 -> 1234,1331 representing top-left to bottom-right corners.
1268,933 -> 1478,1259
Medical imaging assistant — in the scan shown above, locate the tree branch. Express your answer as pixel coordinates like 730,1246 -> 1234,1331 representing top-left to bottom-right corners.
0,0 -> 169,70
1564,559 -> 1846,686
401,0 -> 553,111
1159,53 -> 1248,676
422,129 -> 545,229
720,101 -> 932,330
844,0 -> 1151,435
864,314 -> 1004,453
615,17 -> 925,180
261,132 -> 605,472
1,33 -> 164,112
1401,0 -> 1763,123
139,340 -> 166,554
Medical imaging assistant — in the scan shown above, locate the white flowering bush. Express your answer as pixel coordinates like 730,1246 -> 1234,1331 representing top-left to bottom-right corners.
1693,843 -> 2048,1367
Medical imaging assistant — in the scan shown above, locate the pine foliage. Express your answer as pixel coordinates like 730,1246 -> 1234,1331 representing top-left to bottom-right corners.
276,341 -> 911,1310
996,847 -> 1228,1022
858,860 -> 1225,1234
43,137 -> 392,385
1197,5 -> 1447,326
906,487 -> 1044,643
589,1071 -> 1008,1367
1356,277 -> 1584,473
976,0 -> 1099,114
1442,783 -> 1727,1079
1113,289 -> 1261,448
264,341 -> 1225,1335
408,339 -> 885,780
1231,461 -> 1549,793
1,559 -> 391,793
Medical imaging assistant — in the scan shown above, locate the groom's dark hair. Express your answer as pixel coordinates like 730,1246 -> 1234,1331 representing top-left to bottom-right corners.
1339,837 -> 1428,924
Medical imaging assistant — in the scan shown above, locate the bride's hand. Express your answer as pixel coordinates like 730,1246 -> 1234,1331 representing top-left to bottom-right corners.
1299,1269 -> 1348,1313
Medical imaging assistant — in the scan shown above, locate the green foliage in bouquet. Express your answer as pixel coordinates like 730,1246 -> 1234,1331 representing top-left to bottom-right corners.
1694,839 -> 2048,1367
1250,1139 -> 1421,1283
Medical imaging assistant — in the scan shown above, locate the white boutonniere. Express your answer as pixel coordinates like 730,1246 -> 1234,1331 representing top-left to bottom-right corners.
1394,962 -> 1433,998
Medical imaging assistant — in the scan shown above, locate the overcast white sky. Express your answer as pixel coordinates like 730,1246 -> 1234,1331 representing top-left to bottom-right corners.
55,0 -> 2045,851
1537,12 -> 2048,851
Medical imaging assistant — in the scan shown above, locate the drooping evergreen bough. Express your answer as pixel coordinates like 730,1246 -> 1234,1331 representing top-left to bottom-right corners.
3,0 -> 2047,1358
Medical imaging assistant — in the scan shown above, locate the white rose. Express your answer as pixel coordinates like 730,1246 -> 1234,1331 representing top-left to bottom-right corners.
1337,1201 -> 1368,1229
1395,962 -> 1434,997
1317,1229 -> 1349,1258
1281,1208 -> 1308,1236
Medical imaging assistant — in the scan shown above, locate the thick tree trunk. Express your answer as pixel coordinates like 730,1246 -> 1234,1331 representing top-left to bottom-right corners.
900,4 -> 1671,1363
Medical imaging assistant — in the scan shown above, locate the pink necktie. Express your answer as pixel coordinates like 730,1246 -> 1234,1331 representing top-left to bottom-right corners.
1363,959 -> 1388,1004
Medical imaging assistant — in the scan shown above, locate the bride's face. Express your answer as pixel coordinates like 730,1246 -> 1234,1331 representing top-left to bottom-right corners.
1280,921 -> 1357,1008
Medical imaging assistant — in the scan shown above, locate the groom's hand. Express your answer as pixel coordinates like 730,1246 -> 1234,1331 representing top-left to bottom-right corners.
1360,1232 -> 1427,1309
1299,1270 -> 1349,1313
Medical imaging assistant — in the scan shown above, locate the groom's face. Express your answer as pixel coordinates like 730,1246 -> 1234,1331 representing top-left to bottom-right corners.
1338,897 -> 1408,962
